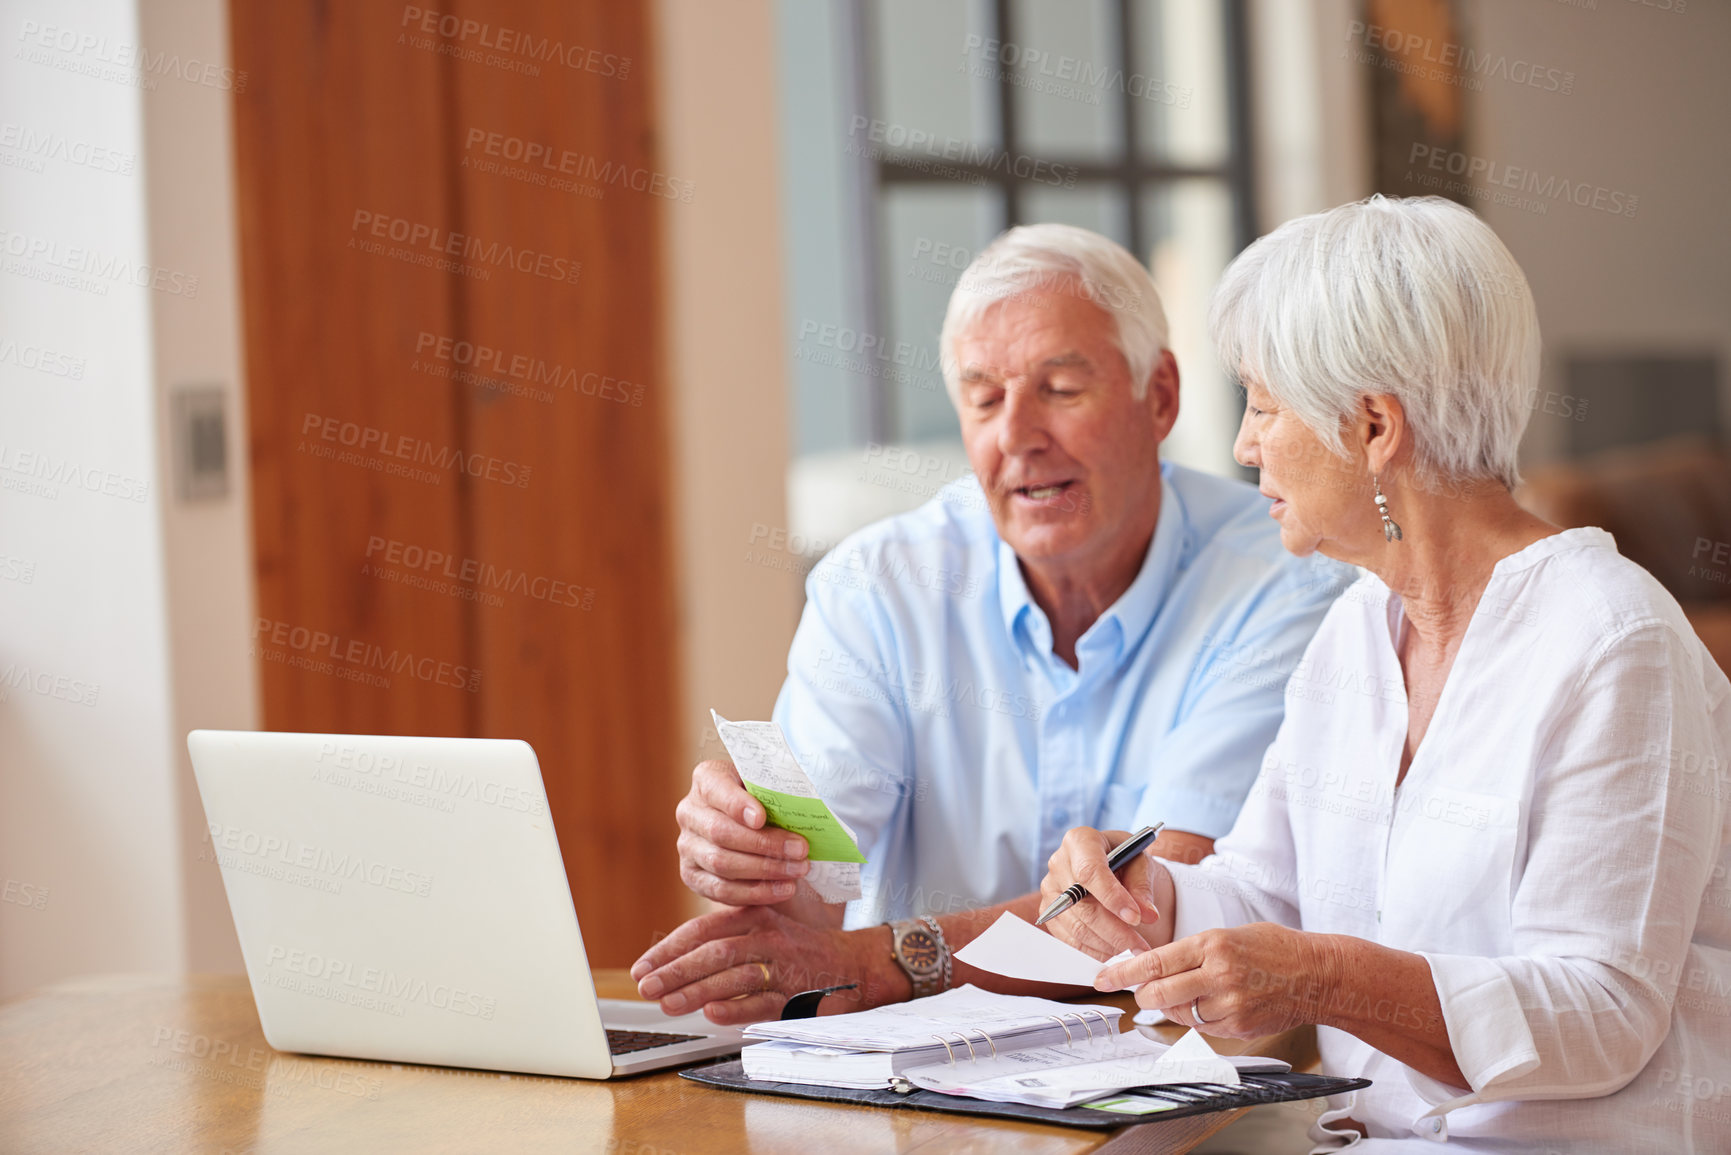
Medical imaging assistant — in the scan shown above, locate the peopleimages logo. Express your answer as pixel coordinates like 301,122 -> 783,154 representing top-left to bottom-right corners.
265,945 -> 498,1020
203,821 -> 435,898
462,128 -> 694,202
349,210 -> 581,286
413,332 -> 643,406
1346,20 -> 1575,94
15,19 -> 249,92
364,535 -> 596,610
253,616 -> 482,693
0,226 -> 200,297
397,6 -> 630,79
313,740 -> 548,816
299,412 -> 533,489
0,442 -> 149,502
0,663 -> 100,708
0,335 -> 85,379
846,116 -> 1077,188
1406,144 -> 1638,219
0,122 -> 135,175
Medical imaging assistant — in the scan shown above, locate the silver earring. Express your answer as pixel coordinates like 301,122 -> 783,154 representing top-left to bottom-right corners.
1373,475 -> 1402,542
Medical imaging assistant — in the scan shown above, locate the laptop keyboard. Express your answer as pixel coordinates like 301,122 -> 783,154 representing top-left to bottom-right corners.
606,1028 -> 706,1056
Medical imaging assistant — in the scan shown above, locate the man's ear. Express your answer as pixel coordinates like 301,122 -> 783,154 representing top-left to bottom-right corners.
1360,393 -> 1407,477
1145,350 -> 1181,441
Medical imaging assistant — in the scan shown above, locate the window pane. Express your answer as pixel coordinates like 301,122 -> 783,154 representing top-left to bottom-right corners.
1006,0 -> 1122,163
1132,0 -> 1231,167
1021,183 -> 1131,247
881,184 -> 1004,442
874,0 -> 999,153
1139,179 -> 1238,476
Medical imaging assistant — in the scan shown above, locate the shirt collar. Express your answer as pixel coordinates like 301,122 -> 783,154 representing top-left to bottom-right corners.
996,468 -> 1190,669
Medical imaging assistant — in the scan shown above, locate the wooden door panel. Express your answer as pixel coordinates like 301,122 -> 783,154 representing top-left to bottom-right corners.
231,0 -> 680,966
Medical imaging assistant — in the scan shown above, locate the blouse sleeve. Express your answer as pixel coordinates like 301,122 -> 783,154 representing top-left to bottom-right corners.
1165,713 -> 1307,938
1411,621 -> 1730,1107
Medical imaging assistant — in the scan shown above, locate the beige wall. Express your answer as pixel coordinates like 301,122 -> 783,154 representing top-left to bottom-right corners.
1466,0 -> 1731,467
142,0 -> 257,977
657,0 -> 799,918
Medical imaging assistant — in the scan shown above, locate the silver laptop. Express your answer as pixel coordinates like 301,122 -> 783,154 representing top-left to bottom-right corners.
187,729 -> 743,1077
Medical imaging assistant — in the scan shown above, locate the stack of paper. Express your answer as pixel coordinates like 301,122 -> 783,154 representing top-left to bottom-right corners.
740,985 -> 1124,1089
904,1027 -> 1286,1109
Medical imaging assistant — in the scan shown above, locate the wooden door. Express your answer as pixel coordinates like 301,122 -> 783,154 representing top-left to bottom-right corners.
230,0 -> 682,966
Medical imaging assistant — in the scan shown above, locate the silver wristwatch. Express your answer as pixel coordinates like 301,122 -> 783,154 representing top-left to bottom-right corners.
889,916 -> 952,1000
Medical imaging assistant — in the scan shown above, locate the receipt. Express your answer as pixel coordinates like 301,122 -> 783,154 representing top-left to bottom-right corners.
712,711 -> 864,903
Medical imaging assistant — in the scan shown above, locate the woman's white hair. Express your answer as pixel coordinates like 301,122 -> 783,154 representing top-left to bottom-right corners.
1209,195 -> 1539,490
939,223 -> 1169,401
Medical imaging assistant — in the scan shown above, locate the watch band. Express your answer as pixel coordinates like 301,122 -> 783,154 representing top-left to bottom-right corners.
917,915 -> 952,994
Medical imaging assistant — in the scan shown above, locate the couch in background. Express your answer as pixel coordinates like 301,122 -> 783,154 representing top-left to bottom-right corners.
1517,436 -> 1731,674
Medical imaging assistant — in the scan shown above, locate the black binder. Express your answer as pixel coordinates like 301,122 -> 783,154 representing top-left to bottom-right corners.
680,1060 -> 1370,1131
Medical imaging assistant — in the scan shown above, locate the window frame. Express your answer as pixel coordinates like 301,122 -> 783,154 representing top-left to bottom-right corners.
849,0 -> 1257,444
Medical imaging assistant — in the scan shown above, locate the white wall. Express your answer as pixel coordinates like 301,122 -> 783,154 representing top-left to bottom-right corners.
1248,0 -> 1373,228
1251,0 -> 1727,470
0,0 -> 256,1000
1464,0 -> 1731,466
657,0 -> 800,900
0,0 -> 184,997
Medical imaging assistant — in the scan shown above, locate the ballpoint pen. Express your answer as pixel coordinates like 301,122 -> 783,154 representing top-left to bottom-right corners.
1034,822 -> 1165,927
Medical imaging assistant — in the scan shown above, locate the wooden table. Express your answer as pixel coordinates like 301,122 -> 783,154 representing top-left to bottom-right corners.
0,972 -> 1317,1154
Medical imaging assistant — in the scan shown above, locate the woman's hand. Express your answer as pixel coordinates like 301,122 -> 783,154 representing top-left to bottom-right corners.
1095,923 -> 1338,1039
1039,826 -> 1173,960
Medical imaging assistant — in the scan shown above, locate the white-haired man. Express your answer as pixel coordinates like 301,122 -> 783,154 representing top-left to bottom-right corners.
632,224 -> 1351,1020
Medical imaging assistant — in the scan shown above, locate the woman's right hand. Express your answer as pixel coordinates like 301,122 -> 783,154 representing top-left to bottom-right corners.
1039,826 -> 1172,960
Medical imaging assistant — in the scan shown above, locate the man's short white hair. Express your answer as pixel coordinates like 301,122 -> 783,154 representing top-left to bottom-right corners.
939,223 -> 1170,401
1209,195 -> 1540,490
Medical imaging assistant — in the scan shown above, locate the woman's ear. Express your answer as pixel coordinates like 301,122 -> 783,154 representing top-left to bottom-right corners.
1359,393 -> 1407,477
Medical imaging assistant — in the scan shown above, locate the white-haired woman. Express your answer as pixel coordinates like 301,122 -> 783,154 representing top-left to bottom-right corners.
1039,196 -> 1731,1152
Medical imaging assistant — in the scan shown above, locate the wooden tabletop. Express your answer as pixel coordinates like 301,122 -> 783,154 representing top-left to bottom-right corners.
0,971 -> 1316,1154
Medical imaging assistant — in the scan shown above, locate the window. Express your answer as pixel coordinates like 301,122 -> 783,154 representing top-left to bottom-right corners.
779,0 -> 1254,547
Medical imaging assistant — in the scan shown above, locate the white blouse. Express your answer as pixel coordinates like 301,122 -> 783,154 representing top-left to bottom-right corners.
1166,528 -> 1731,1152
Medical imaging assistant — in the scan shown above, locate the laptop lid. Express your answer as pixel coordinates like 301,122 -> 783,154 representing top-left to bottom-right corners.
188,729 -> 615,1079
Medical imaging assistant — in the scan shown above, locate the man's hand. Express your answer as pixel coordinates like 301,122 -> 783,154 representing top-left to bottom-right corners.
1039,826 -> 1174,960
629,906 -> 907,1025
676,759 -> 811,905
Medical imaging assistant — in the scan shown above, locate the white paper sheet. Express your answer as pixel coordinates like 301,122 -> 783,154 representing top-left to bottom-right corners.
905,1028 -> 1249,1108
711,710 -> 862,903
742,984 -> 1122,1052
954,911 -> 1137,988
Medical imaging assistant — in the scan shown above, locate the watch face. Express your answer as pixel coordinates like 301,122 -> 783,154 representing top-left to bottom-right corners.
901,930 -> 939,971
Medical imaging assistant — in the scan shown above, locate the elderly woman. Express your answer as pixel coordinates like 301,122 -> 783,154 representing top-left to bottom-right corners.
1041,196 -> 1731,1151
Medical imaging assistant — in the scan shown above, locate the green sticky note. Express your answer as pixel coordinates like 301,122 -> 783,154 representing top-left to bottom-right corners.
1082,1095 -> 1181,1115
743,784 -> 867,863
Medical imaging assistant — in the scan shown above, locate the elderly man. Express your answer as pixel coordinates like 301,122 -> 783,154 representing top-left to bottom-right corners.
632,223 -> 1349,1022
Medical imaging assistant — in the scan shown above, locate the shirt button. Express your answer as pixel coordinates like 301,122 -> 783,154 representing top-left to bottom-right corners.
1430,1119 -> 1443,1135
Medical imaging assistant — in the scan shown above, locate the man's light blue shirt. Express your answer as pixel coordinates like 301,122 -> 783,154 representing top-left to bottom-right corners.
772,462 -> 1351,929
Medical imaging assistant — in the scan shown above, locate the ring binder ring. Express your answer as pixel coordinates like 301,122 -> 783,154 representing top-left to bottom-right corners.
1062,1011 -> 1094,1043
931,1034 -> 958,1065
968,1027 -> 998,1059
1081,1008 -> 1111,1040
1046,1015 -> 1075,1046
958,1033 -> 978,1061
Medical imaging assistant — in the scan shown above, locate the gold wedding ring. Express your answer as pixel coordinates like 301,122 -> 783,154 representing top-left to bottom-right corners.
755,962 -> 772,991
